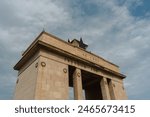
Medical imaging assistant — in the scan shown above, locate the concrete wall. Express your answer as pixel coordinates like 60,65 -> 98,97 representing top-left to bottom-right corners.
14,58 -> 39,99
35,56 -> 69,99
112,80 -> 127,100
14,50 -> 127,100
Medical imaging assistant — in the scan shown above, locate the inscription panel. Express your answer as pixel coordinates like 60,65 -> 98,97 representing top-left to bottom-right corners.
40,49 -> 122,83
40,34 -> 119,72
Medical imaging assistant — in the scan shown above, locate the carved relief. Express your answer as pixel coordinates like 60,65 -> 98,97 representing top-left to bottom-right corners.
35,62 -> 38,68
41,62 -> 46,67
77,72 -> 80,77
63,68 -> 67,73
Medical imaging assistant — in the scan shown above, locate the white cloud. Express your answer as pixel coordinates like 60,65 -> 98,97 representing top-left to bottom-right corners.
0,0 -> 150,99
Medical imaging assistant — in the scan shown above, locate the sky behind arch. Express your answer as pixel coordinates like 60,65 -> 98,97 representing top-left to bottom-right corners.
0,0 -> 150,99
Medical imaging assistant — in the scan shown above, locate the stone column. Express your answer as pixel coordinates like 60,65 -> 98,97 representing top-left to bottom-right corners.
73,68 -> 83,100
100,77 -> 111,100
108,80 -> 117,100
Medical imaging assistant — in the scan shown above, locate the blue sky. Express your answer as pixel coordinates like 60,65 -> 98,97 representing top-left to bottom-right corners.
0,0 -> 150,100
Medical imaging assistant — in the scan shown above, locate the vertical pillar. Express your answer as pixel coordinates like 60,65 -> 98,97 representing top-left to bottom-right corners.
108,80 -> 117,100
73,68 -> 83,100
100,77 -> 111,100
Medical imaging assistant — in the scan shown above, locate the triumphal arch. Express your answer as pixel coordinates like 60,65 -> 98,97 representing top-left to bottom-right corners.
14,31 -> 127,100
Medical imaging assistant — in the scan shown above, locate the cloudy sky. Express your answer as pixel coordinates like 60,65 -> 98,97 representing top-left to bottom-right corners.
0,0 -> 150,100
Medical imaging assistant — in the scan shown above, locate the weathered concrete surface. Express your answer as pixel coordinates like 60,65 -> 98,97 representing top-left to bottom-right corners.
14,31 -> 127,100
